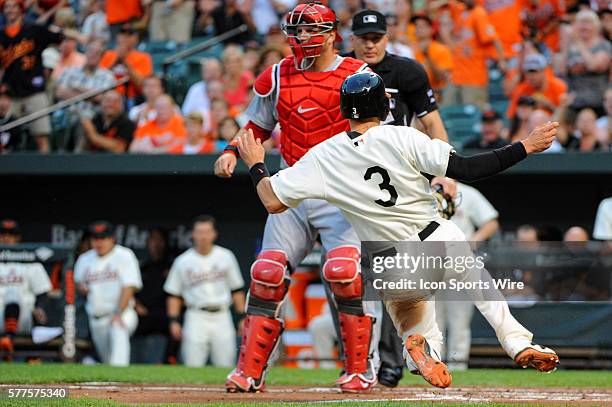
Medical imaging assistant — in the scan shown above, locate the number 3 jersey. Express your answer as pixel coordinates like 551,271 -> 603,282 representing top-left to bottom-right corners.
74,245 -> 142,317
269,125 -> 453,241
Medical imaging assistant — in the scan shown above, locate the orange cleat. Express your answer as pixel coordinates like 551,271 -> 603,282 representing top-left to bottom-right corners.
405,334 -> 452,389
514,344 -> 559,373
0,336 -> 14,362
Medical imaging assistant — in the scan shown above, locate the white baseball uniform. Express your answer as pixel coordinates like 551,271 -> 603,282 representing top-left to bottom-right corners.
74,245 -> 142,366
164,245 -> 244,367
0,262 -> 51,334
593,197 -> 612,240
270,125 -> 535,363
436,182 -> 499,370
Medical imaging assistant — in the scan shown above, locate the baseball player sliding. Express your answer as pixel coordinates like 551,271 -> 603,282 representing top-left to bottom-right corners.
163,215 -> 246,368
215,2 -> 382,393
74,221 -> 142,366
237,72 -> 560,389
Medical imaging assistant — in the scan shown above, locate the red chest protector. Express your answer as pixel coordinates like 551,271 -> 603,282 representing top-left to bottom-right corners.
273,56 -> 366,166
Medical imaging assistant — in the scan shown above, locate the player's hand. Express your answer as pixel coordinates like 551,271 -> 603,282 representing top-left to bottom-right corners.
169,321 -> 182,340
77,283 -> 89,296
430,176 -> 457,199
214,152 -> 238,178
112,313 -> 126,329
237,129 -> 265,168
135,302 -> 148,316
33,307 -> 47,325
522,121 -> 559,154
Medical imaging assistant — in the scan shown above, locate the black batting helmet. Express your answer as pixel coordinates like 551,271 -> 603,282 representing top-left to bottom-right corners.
340,71 -> 389,121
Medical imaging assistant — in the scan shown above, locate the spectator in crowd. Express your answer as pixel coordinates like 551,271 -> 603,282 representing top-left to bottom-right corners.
385,13 -> 413,58
601,8 -> 612,41
74,220 -> 142,366
131,228 -> 172,364
196,0 -> 254,44
0,87 -> 22,153
216,116 -> 239,151
411,14 -> 453,103
100,25 -> 153,103
78,90 -> 135,153
221,45 -> 254,111
130,94 -> 186,153
181,58 -> 223,118
164,215 -> 246,368
79,0 -> 110,44
105,0 -> 143,39
516,224 -> 539,242
255,45 -> 284,76
129,75 -> 165,127
0,0 -> 68,152
0,219 -> 52,362
510,96 -> 537,142
250,0 -> 296,37
149,0 -> 195,45
596,87 -> 612,148
561,9 -> 611,114
594,197 -> 612,240
564,226 -> 590,241
56,40 -> 116,119
47,13 -> 85,82
431,177 -> 500,371
168,112 -> 214,154
563,108 -> 605,151
520,0 -> 565,53
463,110 -> 510,149
507,53 -> 568,119
481,0 -> 522,60
439,0 -> 506,108
263,25 -> 291,56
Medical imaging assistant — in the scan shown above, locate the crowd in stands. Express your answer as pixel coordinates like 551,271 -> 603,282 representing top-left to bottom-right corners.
0,0 -> 610,154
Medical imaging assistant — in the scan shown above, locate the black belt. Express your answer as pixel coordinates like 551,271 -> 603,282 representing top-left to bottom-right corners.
196,307 -> 222,313
418,221 -> 440,241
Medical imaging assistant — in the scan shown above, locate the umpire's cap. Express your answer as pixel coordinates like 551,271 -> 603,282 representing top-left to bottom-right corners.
340,72 -> 389,121
89,220 -> 115,238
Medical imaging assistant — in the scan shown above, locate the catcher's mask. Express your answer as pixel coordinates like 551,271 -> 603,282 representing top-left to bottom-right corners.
281,2 -> 342,70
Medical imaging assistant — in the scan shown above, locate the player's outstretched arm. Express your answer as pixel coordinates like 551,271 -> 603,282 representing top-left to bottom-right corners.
237,130 -> 288,214
445,121 -> 558,182
214,122 -> 274,178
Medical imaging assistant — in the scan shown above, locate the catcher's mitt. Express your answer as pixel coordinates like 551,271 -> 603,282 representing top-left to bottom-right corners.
432,184 -> 455,220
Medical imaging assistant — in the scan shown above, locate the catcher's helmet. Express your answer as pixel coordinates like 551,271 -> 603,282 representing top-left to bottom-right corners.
340,72 -> 389,121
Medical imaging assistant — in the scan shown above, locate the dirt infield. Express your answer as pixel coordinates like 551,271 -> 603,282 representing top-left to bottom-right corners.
35,383 -> 612,405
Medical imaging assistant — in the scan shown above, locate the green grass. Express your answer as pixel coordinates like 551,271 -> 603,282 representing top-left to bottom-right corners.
0,364 -> 610,388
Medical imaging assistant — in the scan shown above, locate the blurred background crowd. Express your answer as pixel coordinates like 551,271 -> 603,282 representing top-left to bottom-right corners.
0,0 -> 610,154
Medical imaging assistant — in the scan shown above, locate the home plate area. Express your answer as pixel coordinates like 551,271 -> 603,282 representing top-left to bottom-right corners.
64,383 -> 612,405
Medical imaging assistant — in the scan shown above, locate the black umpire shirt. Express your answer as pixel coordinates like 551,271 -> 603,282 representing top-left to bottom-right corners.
345,51 -> 438,126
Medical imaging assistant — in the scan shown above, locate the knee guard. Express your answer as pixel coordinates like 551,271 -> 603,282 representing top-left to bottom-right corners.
247,250 -> 290,319
323,246 -> 363,315
4,303 -> 20,335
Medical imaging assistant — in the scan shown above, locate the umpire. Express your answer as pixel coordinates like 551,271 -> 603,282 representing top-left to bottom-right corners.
345,9 -> 448,387
346,10 -> 448,142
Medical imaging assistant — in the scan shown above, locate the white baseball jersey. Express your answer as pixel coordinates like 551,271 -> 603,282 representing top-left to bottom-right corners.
164,246 -> 244,309
270,125 -> 453,241
0,262 -> 51,308
593,197 -> 612,240
451,182 -> 499,238
74,245 -> 142,317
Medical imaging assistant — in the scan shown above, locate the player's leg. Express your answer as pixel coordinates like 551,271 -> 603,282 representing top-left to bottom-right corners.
226,205 -> 316,392
210,310 -> 237,367
445,301 -> 473,371
307,308 -> 337,369
385,298 -> 450,389
435,219 -> 559,372
108,308 -> 138,366
311,200 -> 380,393
181,309 -> 209,367
88,315 -> 112,364
1,303 -> 20,360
